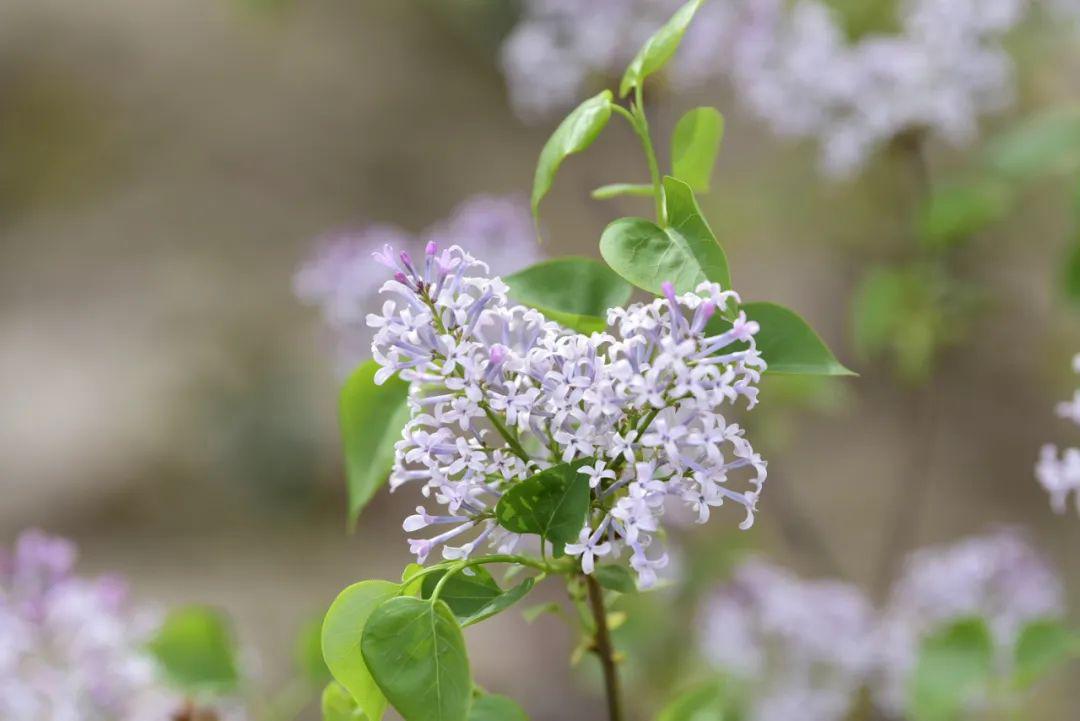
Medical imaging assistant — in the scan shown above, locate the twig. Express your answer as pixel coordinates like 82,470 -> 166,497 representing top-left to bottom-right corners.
585,574 -> 624,721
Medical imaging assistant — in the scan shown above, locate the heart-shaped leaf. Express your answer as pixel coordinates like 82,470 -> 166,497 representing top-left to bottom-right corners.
741,302 -> 854,376
671,107 -> 724,193
340,360 -> 410,526
657,680 -> 736,721
421,567 -> 503,621
600,178 -> 730,295
909,617 -> 993,721
322,580 -> 399,721
460,578 -> 535,627
297,616 -> 332,685
469,694 -> 530,721
149,606 -> 240,695
322,681 -> 365,721
505,257 -> 632,333
532,90 -> 613,227
620,0 -> 705,97
361,597 -> 472,721
1014,618 -> 1080,689
917,179 -> 1012,251
495,459 -> 591,554
984,106 -> 1080,181
592,565 -> 637,594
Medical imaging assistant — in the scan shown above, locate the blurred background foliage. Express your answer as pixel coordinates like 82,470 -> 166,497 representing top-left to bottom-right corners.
2,0 -> 1080,718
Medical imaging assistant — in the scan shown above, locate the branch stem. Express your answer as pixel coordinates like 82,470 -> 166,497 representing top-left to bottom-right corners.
612,93 -> 665,226
585,574 -> 624,721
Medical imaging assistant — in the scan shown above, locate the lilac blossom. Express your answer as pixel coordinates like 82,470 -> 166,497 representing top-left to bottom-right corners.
502,0 -> 1077,176
295,195 -> 541,372
1035,353 -> 1080,515
0,530 -> 179,720
874,529 -> 1064,714
369,243 -> 767,588
698,559 -> 877,721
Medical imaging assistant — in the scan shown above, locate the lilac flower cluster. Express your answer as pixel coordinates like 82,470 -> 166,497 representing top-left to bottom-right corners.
502,0 -> 1077,176
0,530 -> 178,720
698,531 -> 1063,719
1035,353 -> 1080,515
369,243 -> 767,588
295,195 -> 540,372
698,560 -> 877,721
875,529 -> 1064,714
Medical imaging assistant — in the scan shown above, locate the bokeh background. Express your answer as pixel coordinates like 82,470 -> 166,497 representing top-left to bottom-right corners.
2,1 -> 1080,718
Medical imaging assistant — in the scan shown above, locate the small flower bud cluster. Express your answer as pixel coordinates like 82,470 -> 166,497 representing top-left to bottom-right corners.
369,243 -> 767,587
295,195 -> 539,371
875,529 -> 1064,714
1035,353 -> 1080,515
698,560 -> 878,721
0,530 -> 178,720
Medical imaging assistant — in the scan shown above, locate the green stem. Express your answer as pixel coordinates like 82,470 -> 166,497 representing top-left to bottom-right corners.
609,406 -> 662,476
430,561 -> 468,602
612,94 -> 666,227
479,401 -> 531,463
406,554 -> 574,594
633,84 -> 666,227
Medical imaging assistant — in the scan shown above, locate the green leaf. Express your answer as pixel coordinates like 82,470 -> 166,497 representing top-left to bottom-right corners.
657,680 -> 736,721
495,459 -> 592,553
421,567 -> 503,621
361,597 -> 472,721
1065,239 -> 1080,304
671,107 -> 724,193
460,578 -> 535,627
340,360 -> 411,527
469,694 -> 530,721
619,0 -> 704,97
297,615 -> 333,685
322,681 -> 366,721
592,183 -> 655,200
504,257 -> 632,333
741,302 -> 854,376
521,602 -> 562,624
592,565 -> 636,594
909,617 -> 994,721
985,106 -> 1080,181
532,90 -> 614,226
850,265 -> 961,384
322,580 -> 399,721
599,178 -> 730,295
1014,618 -> 1078,689
663,176 -> 731,290
149,606 -> 240,694
917,179 -> 1012,251
402,563 -> 426,597
851,267 -> 910,360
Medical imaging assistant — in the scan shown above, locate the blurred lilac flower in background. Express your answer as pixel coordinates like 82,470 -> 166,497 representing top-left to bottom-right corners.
500,0 -> 685,120
1035,353 -> 1080,515
0,530 -> 177,720
295,195 -> 541,373
698,559 -> 877,721
502,0 -> 1078,176
874,529 -> 1064,714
